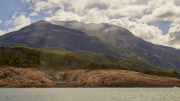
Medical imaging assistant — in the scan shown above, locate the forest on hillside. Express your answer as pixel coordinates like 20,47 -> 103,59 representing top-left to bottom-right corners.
0,46 -> 180,79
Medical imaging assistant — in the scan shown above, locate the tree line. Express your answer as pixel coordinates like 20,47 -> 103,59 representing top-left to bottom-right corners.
0,46 -> 180,79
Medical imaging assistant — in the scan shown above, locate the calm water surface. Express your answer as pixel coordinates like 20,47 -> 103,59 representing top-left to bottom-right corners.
0,88 -> 180,101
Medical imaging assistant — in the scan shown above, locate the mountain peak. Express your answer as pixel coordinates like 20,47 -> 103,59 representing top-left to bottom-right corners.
50,20 -> 134,47
35,20 -> 50,23
31,20 -> 51,26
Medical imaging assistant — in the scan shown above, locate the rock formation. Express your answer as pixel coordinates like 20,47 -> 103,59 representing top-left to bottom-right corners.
0,67 -> 180,87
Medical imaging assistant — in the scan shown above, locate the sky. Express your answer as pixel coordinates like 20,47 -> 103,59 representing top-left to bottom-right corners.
0,0 -> 180,49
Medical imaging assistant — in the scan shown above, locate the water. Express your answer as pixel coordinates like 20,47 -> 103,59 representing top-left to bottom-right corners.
0,88 -> 180,101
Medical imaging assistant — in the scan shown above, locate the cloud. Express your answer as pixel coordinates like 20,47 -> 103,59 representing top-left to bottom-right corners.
27,1 -> 61,16
27,0 -> 150,18
45,9 -> 82,21
0,30 -> 7,36
109,18 -> 169,45
3,13 -> 31,34
13,15 -> 31,26
44,0 -> 148,23
0,20 -> 2,23
21,0 -> 35,3
137,2 -> 180,23
145,0 -> 174,12
168,25 -> 180,48
5,20 -> 13,26
107,5 -> 146,18
81,8 -> 109,23
34,1 -> 60,12
12,12 -> 17,19
6,15 -> 31,33
29,12 -> 38,16
21,12 -> 27,15
171,17 -> 180,27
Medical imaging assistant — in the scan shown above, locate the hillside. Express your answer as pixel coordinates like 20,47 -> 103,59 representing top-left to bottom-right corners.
37,47 -> 165,71
1,47 -> 180,87
0,21 -> 180,71
51,21 -> 180,71
1,47 -> 180,79
0,46 -> 161,71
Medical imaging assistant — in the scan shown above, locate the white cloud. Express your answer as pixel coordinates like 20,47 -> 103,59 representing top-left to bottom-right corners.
12,12 -> 17,19
168,25 -> 180,48
27,1 -> 61,16
0,20 -> 2,23
109,18 -> 169,45
107,5 -> 146,18
109,19 -> 125,27
137,1 -> 180,23
29,12 -> 38,16
13,15 -> 31,26
0,30 -> 7,36
171,18 -> 180,27
5,20 -> 13,26
21,0 -> 33,3
1,13 -> 31,36
34,1 -> 60,12
45,10 -> 82,21
21,12 -> 27,15
7,15 -> 31,33
27,0 -> 150,18
81,8 -> 109,23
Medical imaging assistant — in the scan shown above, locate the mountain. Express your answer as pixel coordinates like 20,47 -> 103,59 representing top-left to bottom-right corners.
0,21 -> 123,58
0,20 -> 180,71
51,21 -> 180,71
51,21 -> 137,47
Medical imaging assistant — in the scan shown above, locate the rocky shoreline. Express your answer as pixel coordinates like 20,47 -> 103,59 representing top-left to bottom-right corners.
0,67 -> 180,87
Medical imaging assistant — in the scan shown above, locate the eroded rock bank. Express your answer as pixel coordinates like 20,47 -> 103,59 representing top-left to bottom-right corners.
0,67 -> 180,87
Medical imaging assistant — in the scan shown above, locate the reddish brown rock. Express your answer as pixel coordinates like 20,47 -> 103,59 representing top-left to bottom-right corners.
4,69 -> 10,76
0,80 -> 12,86
0,67 -> 180,87
104,80 -> 112,86
0,72 -> 4,79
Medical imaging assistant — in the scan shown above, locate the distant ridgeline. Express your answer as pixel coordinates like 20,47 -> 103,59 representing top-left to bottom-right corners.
0,46 -> 180,79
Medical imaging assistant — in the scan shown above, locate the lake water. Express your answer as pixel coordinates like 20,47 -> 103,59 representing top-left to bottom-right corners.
0,88 -> 180,101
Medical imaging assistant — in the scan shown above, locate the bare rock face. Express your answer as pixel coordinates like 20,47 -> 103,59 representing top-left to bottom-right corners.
0,67 -> 55,87
61,70 -> 180,87
0,67 -> 180,87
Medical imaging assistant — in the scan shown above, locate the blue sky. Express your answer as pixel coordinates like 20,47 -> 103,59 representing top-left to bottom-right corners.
0,0 -> 180,49
0,0 -> 47,31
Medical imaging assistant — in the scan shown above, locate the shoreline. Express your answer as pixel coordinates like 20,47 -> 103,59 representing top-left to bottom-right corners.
0,85 -> 179,88
1,67 -> 180,88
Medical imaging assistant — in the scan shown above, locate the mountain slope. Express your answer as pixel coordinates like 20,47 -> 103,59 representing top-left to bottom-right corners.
0,46 -> 164,72
0,21 -> 124,58
51,21 -> 180,71
0,20 -> 180,71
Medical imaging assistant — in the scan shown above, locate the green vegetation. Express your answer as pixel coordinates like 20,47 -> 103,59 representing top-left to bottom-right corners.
93,38 -> 180,71
93,38 -> 134,59
35,47 -> 163,71
0,46 -> 159,70
1,46 -> 180,79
